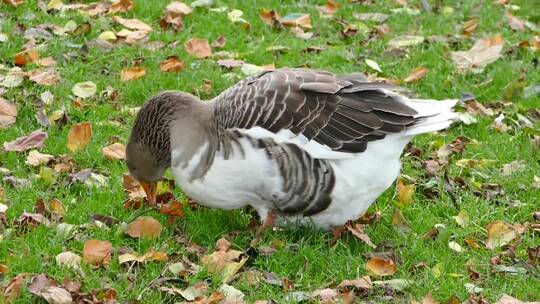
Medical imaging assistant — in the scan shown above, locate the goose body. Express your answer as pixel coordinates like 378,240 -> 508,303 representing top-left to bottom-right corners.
126,68 -> 457,231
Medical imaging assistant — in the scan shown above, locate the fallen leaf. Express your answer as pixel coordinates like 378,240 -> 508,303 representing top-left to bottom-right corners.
311,288 -> 338,301
505,12 -> 525,31
280,13 -> 311,29
113,16 -> 152,32
101,142 -> 126,160
387,35 -> 424,48
319,0 -> 340,15
462,18 -> 479,36
127,216 -> 162,239
338,276 -> 372,290
72,81 -> 97,99
228,9 -> 251,29
3,273 -> 32,302
3,0 -> 24,7
495,294 -> 540,304
366,256 -> 396,276
160,56 -> 185,72
120,67 -> 146,81
448,241 -> 464,253
159,201 -> 185,224
218,283 -> 245,302
109,0 -> 134,13
260,9 -> 281,26
184,38 -> 212,58
201,238 -> 248,283
403,67 -> 428,83
27,274 -> 72,304
391,207 -> 411,233
217,59 -> 245,69
346,223 -> 376,248
115,28 -> 149,43
14,49 -> 39,67
486,221 -> 519,250
160,282 -> 209,301
83,239 -> 113,266
3,130 -> 48,152
365,59 -> 382,73
397,178 -> 414,207
502,160 -> 526,176
451,34 -> 504,73
453,210 -> 470,228
55,251 -> 82,271
0,97 -> 17,128
28,68 -> 61,86
26,150 -> 54,166
67,122 -> 92,152
118,248 -> 169,263
354,13 -> 389,23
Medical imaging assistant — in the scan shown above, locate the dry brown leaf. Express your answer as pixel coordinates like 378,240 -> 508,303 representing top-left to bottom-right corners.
486,221 -> 519,250
184,38 -> 212,58
160,56 -> 185,72
109,0 -> 134,13
217,59 -> 245,69
160,201 -> 185,224
201,238 -> 248,283
3,130 -> 48,152
14,49 -> 39,66
3,273 -> 31,302
397,178 -> 414,207
26,150 -> 54,166
0,97 -> 17,129
403,67 -> 428,83
118,248 -> 169,264
83,239 -> 112,266
495,294 -> 540,304
101,142 -> 126,160
3,0 -> 24,6
346,223 -> 376,248
160,2 -> 191,31
319,0 -> 340,15
67,122 -> 92,152
127,216 -> 162,239
502,160 -> 526,176
366,256 -> 396,276
115,28 -> 149,44
28,68 -> 62,86
462,18 -> 479,36
311,288 -> 338,301
450,34 -> 504,73
338,275 -> 372,290
505,12 -> 525,31
37,57 -> 57,67
260,9 -> 281,26
113,16 -> 152,32
120,66 -> 146,81
280,13 -> 312,29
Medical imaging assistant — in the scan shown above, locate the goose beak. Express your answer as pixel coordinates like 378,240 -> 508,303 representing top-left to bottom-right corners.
140,181 -> 157,205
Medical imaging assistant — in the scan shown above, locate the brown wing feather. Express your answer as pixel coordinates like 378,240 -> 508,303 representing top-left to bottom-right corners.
213,68 -> 418,154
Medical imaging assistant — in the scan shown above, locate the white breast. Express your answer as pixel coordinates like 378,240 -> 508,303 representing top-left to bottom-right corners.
170,138 -> 283,212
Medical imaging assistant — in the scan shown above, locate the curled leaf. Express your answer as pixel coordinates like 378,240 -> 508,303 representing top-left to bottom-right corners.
366,256 -> 396,276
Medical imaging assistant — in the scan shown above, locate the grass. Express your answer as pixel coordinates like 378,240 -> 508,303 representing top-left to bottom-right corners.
1,0 -> 539,302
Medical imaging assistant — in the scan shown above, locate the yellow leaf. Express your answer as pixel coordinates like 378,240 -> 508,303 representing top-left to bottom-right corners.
126,216 -> 162,239
397,179 -> 415,207
120,67 -> 146,81
486,221 -> 518,250
67,122 -> 92,152
366,257 -> 396,276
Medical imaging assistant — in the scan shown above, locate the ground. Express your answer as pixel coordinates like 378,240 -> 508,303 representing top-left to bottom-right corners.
0,0 -> 539,303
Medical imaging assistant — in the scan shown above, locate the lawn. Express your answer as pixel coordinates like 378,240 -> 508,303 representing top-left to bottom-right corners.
0,0 -> 539,303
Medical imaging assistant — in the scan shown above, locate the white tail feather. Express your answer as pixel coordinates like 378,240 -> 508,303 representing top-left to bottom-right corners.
402,97 -> 458,136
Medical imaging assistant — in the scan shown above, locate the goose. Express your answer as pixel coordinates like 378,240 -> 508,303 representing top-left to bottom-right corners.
125,68 -> 457,235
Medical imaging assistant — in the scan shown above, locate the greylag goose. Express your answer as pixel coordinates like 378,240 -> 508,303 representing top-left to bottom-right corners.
126,68 -> 457,234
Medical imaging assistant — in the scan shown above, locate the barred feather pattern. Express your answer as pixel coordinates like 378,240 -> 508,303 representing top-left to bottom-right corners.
209,68 -> 419,216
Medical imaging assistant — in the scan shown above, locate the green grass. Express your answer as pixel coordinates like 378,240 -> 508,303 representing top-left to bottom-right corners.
1,0 -> 539,303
